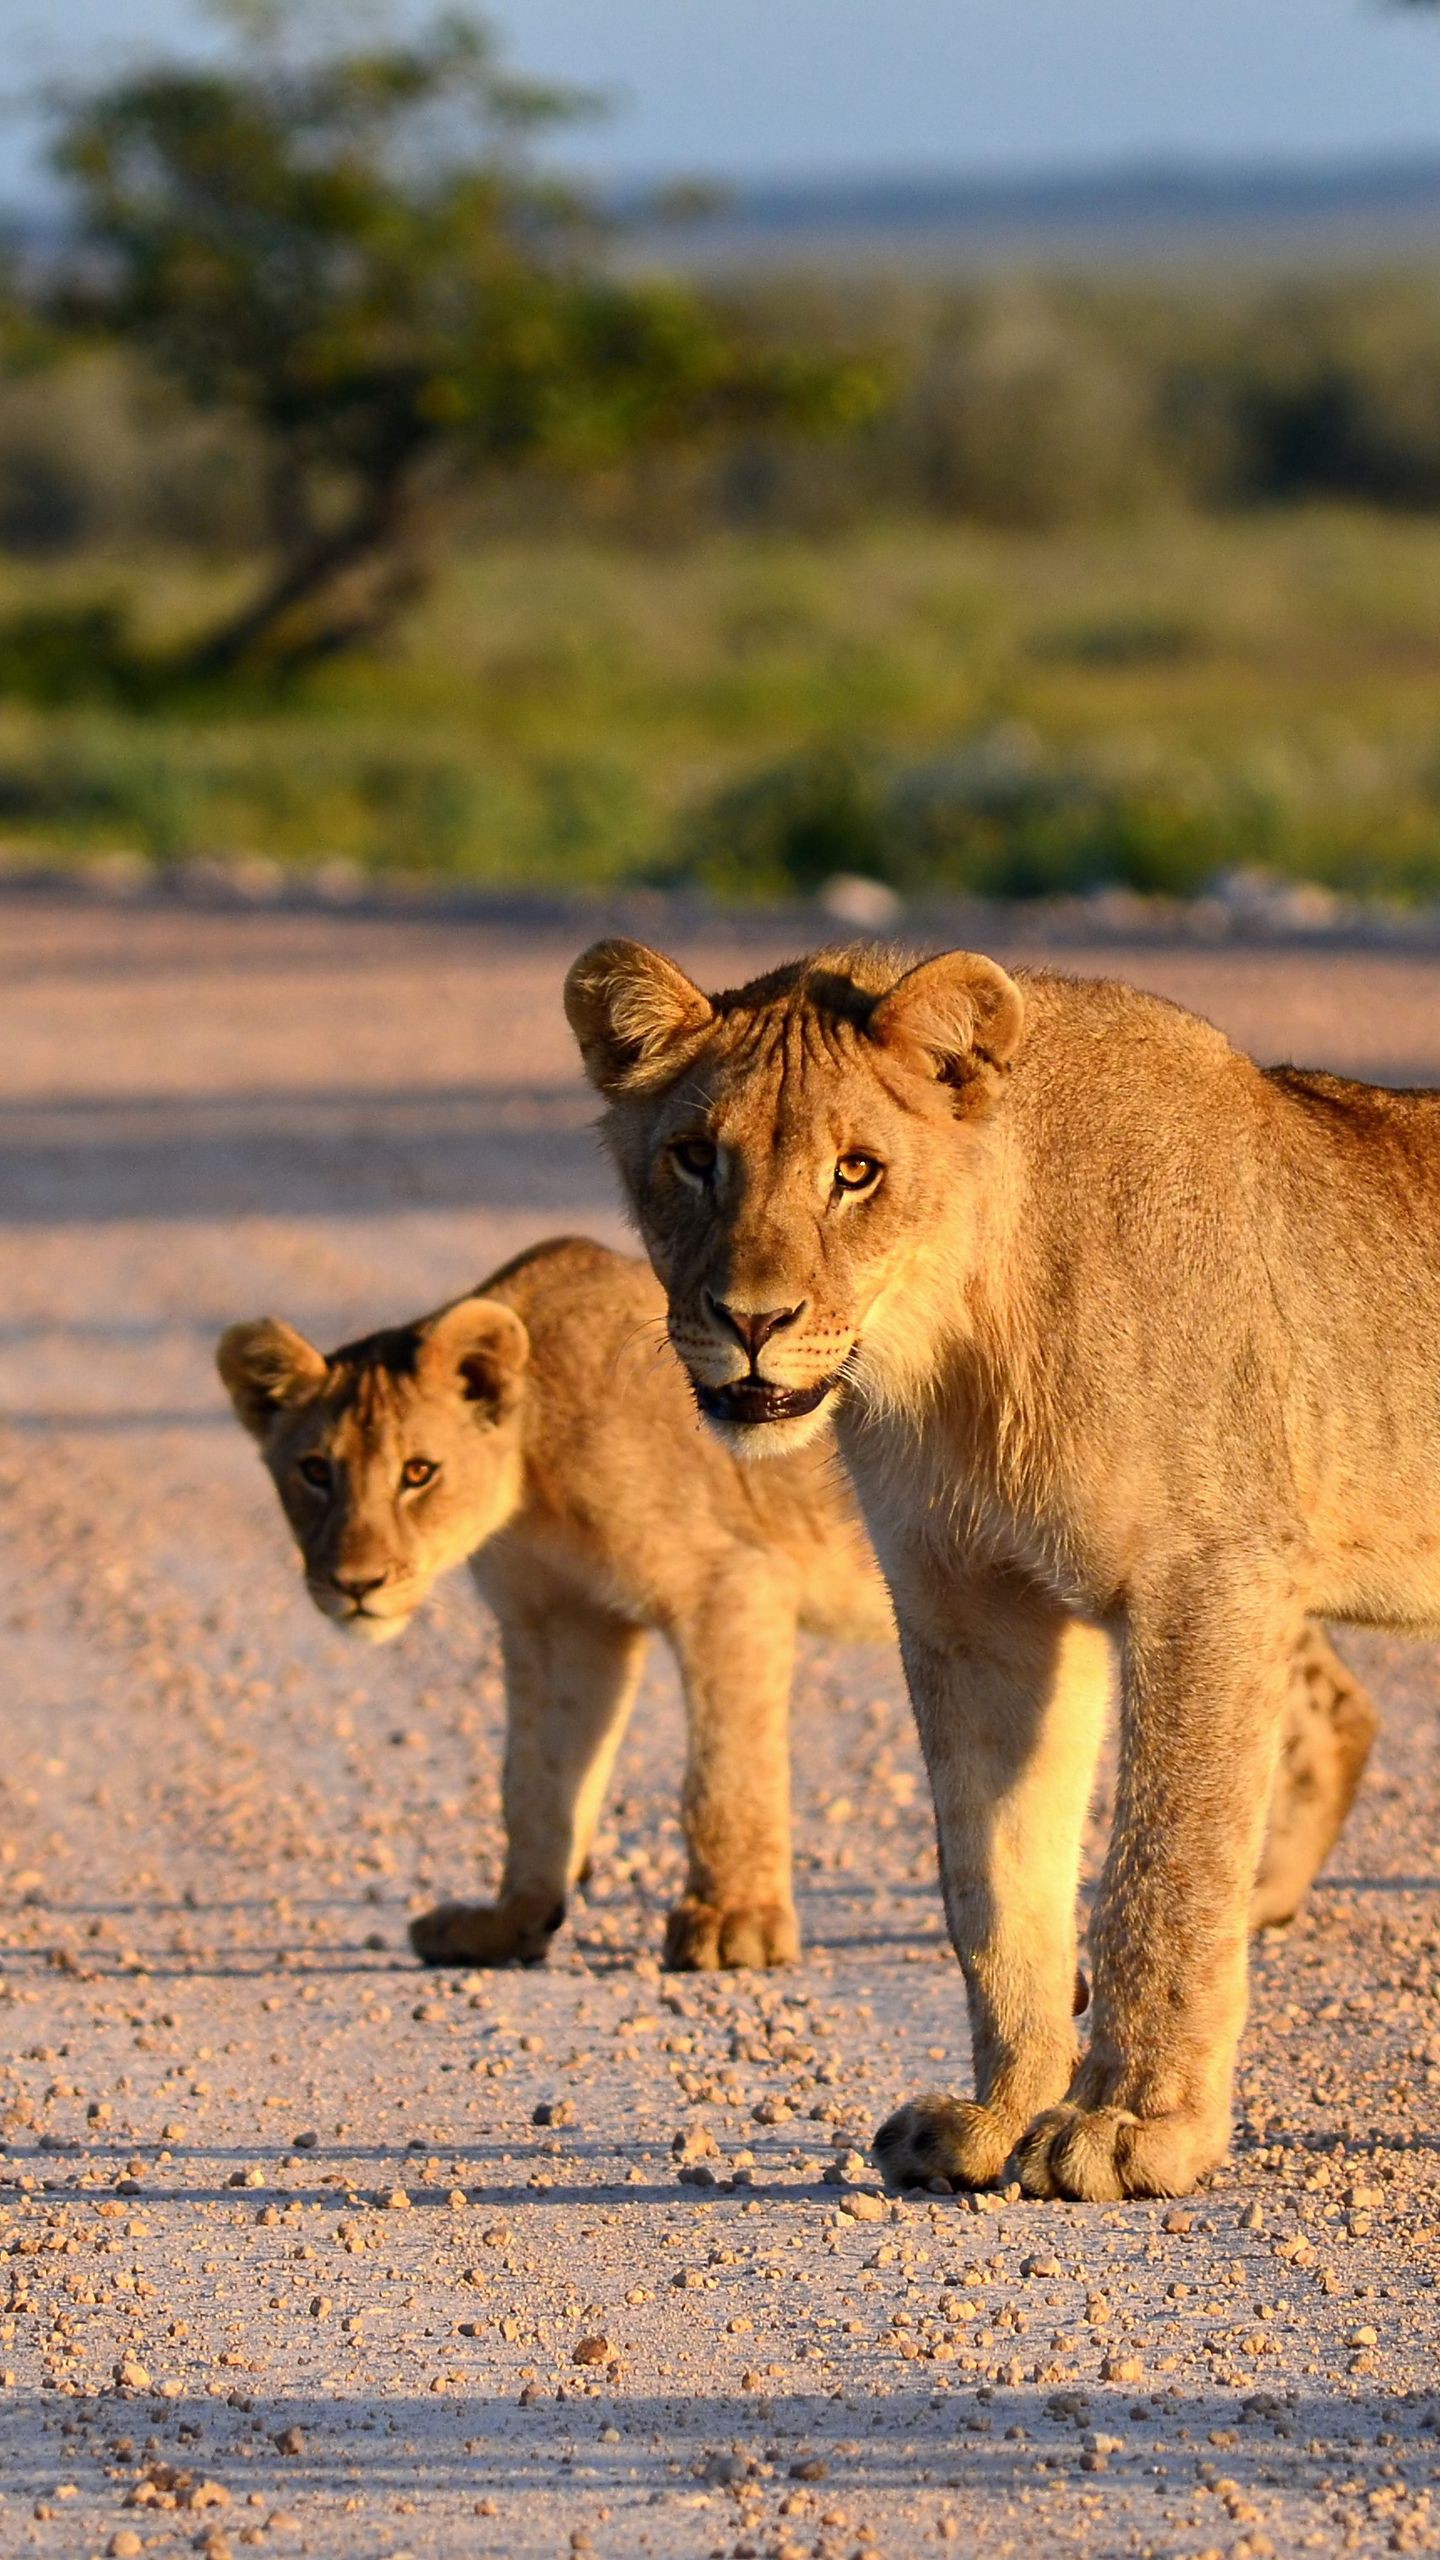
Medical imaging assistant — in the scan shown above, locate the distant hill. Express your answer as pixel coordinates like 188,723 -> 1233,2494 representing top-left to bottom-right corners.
622,155 -> 1440,273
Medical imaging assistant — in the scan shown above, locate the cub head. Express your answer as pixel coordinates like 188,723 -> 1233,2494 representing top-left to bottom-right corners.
564,938 -> 1023,1456
216,1296 -> 530,1641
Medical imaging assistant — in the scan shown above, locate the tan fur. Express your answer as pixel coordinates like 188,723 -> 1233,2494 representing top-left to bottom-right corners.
1251,1621 -> 1376,1930
218,1237 -> 891,1971
564,938 -> 1402,2198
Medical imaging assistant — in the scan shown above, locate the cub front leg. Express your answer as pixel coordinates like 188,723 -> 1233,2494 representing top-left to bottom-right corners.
874,1578 -> 1111,2192
411,1598 -> 644,1968
1019,1574 -> 1297,2203
665,1558 -> 800,1971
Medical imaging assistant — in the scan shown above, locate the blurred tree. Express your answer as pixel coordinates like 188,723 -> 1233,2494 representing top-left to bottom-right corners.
51,4 -> 874,678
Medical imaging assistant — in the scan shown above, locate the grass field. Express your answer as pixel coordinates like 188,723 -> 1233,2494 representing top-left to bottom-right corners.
8,506 -> 1440,898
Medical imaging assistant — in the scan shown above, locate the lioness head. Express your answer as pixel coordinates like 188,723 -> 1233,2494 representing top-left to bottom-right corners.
565,939 -> 1024,1455
217,1297 -> 529,1641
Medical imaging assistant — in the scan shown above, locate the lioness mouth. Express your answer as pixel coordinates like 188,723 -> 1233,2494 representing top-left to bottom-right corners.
693,1376 -> 839,1427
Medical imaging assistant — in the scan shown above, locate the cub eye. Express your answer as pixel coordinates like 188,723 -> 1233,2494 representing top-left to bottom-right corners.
672,1137 -> 717,1181
835,1152 -> 882,1194
400,1457 -> 438,1491
297,1455 -> 332,1492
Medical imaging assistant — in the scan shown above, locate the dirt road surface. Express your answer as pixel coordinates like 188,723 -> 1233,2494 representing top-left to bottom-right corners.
0,897 -> 1437,2560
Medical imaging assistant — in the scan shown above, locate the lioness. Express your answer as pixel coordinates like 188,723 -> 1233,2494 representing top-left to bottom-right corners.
218,1232 -> 1361,1991
565,938 -> 1397,2198
218,1236 -> 891,1971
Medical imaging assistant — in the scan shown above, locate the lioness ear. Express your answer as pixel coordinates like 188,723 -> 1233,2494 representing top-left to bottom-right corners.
868,950 -> 1024,1096
564,939 -> 714,1096
420,1298 -> 529,1416
216,1319 -> 328,1441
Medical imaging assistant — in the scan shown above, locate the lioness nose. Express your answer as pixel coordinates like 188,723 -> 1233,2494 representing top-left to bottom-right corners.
705,1295 -> 805,1360
333,1569 -> 387,1599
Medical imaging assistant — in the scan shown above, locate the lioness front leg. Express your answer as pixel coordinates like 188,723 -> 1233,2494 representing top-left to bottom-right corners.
1018,1574 -> 1295,2202
874,1580 -> 1111,2192
665,1558 -> 800,1970
410,1600 -> 644,1968
1252,1623 -> 1376,1930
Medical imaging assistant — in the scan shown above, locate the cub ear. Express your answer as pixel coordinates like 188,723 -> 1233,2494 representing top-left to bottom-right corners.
420,1297 -> 529,1417
216,1319 -> 328,1441
564,938 -> 714,1096
868,950 -> 1024,1096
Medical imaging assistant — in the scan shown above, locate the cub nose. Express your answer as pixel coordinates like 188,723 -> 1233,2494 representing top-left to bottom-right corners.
704,1294 -> 805,1361
333,1569 -> 388,1600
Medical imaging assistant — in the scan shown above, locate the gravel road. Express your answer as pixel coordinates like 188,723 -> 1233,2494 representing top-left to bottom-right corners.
0,896 -> 1437,2560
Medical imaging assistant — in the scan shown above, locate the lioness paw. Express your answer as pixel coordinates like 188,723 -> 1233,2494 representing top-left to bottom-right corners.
1247,1869 -> 1306,1933
872,2092 -> 1016,2192
1016,2102 -> 1225,2201
664,1898 -> 798,1972
408,1897 -> 562,1969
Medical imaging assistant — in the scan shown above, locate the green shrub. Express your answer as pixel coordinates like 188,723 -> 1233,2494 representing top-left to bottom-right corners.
672,720 -> 1440,906
676,740 -> 891,895
1028,609 -> 1208,668
15,272 -> 1440,563
4,513 -> 1440,906
0,602 -> 140,705
587,272 -> 1440,535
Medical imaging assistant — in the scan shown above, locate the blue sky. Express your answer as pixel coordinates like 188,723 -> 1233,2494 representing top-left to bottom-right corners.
4,0 -> 1440,190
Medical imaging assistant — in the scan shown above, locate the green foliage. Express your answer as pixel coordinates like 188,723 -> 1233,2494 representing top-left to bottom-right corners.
667,732 -> 1218,901
5,512 -> 1440,902
533,271 -> 1440,539
18,257 -> 1440,566
1028,610 -> 1208,669
8,18 -> 1440,904
0,602 -> 141,706
47,4 -> 873,674
0,705 -> 654,878
0,352 -> 265,559
671,721 -> 1440,907
680,742 -> 892,894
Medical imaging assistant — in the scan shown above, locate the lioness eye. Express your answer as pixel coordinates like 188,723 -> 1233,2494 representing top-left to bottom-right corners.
401,1457 -> 438,1491
297,1455 -> 332,1491
673,1138 -> 716,1180
835,1152 -> 882,1193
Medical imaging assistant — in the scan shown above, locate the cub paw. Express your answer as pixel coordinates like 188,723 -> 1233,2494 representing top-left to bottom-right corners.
663,1898 -> 799,1971
408,1897 -> 562,1969
1016,2101 -> 1225,2201
872,2091 -> 1016,2192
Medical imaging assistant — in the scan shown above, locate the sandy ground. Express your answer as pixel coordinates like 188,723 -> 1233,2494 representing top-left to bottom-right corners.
0,896 -> 1438,2560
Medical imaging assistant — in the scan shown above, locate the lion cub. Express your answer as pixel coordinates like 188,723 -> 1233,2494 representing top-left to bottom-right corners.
219,1235 -> 1371,1974
218,1236 -> 891,1971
